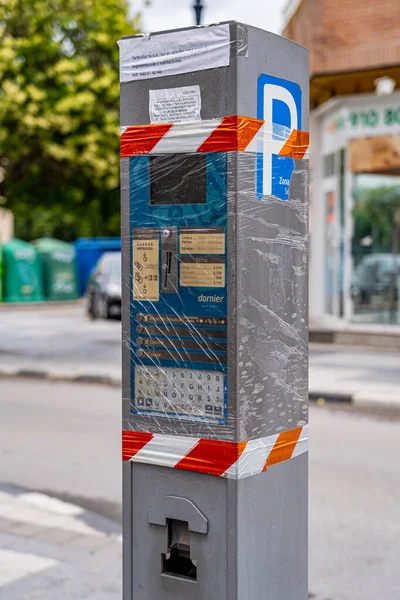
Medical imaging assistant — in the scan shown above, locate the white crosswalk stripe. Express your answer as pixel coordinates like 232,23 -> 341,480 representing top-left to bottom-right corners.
0,491 -> 102,537
0,549 -> 57,587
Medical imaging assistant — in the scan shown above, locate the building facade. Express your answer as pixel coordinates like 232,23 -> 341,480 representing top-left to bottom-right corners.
283,0 -> 400,327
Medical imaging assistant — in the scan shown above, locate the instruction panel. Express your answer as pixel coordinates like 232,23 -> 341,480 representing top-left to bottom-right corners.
133,229 -> 159,301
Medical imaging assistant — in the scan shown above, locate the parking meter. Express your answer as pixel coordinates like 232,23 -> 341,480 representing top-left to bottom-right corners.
120,22 -> 309,600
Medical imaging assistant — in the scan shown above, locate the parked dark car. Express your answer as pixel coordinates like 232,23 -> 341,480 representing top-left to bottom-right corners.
86,252 -> 121,319
351,253 -> 400,306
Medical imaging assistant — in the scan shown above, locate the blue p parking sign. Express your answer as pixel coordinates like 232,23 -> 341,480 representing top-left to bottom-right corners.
257,74 -> 302,201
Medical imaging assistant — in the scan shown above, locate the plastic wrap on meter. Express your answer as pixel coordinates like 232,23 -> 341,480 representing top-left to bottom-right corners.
119,17 -> 309,474
118,22 -> 248,83
120,119 -> 309,157
128,148 -> 229,427
121,112 -> 309,446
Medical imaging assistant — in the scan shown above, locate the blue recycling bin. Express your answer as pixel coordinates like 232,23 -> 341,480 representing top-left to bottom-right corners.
74,237 -> 121,296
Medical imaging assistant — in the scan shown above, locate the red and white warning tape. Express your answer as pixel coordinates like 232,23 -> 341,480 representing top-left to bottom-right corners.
122,425 -> 308,479
120,115 -> 309,158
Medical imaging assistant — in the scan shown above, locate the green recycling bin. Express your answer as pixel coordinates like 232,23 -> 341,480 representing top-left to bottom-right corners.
33,238 -> 78,301
3,239 -> 44,302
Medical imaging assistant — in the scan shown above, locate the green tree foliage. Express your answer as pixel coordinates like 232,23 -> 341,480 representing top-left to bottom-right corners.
353,185 -> 400,254
0,0 -> 139,241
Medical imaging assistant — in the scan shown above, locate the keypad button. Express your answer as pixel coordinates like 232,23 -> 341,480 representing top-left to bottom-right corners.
134,366 -> 225,419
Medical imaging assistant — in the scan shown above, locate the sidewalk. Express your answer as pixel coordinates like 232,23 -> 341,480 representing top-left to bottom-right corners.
0,304 -> 121,386
310,343 -> 400,407
0,485 -> 121,599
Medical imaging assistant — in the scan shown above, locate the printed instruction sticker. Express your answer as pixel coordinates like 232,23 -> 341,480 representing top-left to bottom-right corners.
180,227 -> 225,254
150,86 -> 201,124
180,256 -> 225,288
119,24 -> 230,82
133,229 -> 159,301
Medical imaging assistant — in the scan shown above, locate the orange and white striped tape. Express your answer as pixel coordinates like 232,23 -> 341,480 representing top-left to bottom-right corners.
120,115 -> 309,159
122,425 -> 308,479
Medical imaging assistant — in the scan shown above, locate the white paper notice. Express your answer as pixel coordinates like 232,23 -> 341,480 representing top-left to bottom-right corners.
119,24 -> 230,83
149,86 -> 201,124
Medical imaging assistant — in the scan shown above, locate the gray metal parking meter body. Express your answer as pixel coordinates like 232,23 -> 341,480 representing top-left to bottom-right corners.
120,22 -> 309,600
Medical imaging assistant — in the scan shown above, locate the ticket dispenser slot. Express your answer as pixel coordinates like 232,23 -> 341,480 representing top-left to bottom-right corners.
163,520 -> 196,580
148,496 -> 208,583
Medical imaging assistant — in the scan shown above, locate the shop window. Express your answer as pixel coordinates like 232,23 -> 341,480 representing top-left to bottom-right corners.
351,173 -> 400,324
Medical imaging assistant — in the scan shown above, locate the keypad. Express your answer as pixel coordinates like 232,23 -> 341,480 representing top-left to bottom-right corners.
134,366 -> 225,419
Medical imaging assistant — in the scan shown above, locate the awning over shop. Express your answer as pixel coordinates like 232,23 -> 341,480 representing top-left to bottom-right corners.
311,66 -> 400,109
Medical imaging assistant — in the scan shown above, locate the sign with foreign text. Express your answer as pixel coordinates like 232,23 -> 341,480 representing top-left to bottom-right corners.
257,73 -> 302,201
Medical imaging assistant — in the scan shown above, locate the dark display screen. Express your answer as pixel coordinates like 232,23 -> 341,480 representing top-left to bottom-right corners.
149,154 -> 207,205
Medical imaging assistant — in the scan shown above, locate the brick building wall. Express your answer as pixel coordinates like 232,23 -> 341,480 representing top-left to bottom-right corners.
283,0 -> 400,76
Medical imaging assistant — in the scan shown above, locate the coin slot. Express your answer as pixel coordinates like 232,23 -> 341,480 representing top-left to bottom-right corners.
163,251 -> 172,288
161,228 -> 178,294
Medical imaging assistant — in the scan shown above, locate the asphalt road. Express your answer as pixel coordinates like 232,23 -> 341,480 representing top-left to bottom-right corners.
0,378 -> 399,599
0,378 -> 122,522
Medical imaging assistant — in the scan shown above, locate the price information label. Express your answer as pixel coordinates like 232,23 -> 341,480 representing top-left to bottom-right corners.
180,255 -> 225,288
180,227 -> 225,255
133,229 -> 159,301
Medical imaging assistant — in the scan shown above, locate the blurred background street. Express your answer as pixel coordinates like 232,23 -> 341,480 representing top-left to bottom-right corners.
0,373 -> 399,599
1,305 -> 400,600
3,304 -> 400,407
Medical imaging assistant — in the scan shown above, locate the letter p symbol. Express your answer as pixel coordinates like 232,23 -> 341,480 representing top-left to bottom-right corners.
257,74 -> 302,201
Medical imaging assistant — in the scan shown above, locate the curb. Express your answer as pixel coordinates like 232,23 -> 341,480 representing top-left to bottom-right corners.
0,299 -> 85,312
309,391 -> 352,404
1,368 -> 399,409
0,367 -> 122,388
310,390 -> 400,410
310,329 -> 400,352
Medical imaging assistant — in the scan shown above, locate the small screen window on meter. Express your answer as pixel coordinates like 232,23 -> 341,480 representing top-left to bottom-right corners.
149,154 -> 207,205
